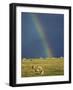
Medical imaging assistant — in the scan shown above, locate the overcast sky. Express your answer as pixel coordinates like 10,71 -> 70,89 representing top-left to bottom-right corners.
21,13 -> 64,58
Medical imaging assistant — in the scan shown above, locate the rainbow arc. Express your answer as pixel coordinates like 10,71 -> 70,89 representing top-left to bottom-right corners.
31,14 -> 53,57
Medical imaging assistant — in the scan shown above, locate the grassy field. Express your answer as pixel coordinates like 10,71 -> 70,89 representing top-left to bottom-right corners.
21,58 -> 64,77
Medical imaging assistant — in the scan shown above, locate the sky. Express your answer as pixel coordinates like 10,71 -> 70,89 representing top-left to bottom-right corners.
21,12 -> 64,58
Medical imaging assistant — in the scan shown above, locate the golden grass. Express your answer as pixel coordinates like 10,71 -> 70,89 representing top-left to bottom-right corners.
21,58 -> 64,77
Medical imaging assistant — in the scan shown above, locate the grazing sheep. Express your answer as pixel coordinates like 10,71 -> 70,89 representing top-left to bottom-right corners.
32,65 -> 44,75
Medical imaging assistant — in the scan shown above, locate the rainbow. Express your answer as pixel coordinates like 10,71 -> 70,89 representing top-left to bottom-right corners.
31,14 -> 53,57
